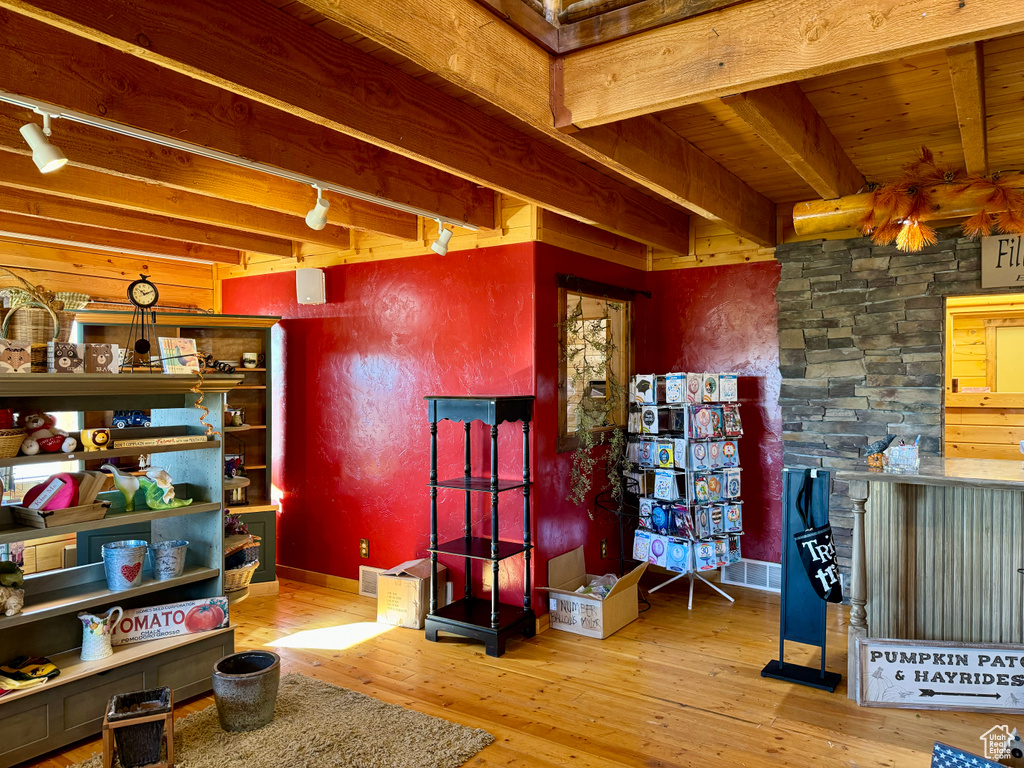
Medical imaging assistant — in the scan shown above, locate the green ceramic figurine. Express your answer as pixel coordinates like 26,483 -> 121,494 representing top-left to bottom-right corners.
139,468 -> 192,509
101,465 -> 192,511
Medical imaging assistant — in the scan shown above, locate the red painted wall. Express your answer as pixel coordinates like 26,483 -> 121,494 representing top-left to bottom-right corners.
222,244 -> 537,603
642,261 -> 784,562
531,243 -> 650,584
223,244 -> 785,603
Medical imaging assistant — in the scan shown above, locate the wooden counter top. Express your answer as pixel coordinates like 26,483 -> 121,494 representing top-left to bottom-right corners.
838,457 -> 1024,492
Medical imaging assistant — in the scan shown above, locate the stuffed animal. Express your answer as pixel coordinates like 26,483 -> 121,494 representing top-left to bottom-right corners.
20,412 -> 76,455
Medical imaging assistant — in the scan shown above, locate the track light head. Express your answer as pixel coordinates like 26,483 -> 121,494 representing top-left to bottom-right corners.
431,221 -> 453,256
305,187 -> 330,231
20,120 -> 67,174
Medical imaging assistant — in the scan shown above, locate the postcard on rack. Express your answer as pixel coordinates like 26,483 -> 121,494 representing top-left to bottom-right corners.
158,337 -> 201,374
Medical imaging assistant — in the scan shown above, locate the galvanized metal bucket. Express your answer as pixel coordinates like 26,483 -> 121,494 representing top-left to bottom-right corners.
101,540 -> 149,591
150,540 -> 188,581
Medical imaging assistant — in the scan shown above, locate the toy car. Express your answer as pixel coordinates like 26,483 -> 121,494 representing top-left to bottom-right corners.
111,410 -> 151,429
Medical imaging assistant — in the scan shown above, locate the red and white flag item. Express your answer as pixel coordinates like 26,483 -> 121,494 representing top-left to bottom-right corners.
109,596 -> 228,646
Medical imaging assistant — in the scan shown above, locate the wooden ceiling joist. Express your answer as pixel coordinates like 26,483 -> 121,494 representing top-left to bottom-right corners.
557,0 -> 745,51
295,0 -> 773,244
0,211 -> 241,264
0,12 -> 495,237
558,0 -> 1024,128
947,42 -> 988,176
722,83 -> 866,200
573,116 -> 775,244
0,148 -> 351,251
0,187 -> 291,257
0,107 -> 416,242
0,0 -> 693,253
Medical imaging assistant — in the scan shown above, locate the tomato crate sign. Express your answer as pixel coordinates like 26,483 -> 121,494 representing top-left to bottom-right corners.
110,596 -> 228,646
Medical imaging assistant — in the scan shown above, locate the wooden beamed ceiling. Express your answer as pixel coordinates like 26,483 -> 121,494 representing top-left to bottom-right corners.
0,0 -> 692,254
0,0 -> 1020,270
557,0 -> 1024,129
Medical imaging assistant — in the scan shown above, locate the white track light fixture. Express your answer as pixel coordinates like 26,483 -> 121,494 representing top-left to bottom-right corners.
431,220 -> 453,256
305,186 -> 330,231
20,112 -> 67,174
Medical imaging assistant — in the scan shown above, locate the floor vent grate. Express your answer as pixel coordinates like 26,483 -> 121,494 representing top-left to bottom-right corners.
358,566 -> 387,598
721,558 -> 782,593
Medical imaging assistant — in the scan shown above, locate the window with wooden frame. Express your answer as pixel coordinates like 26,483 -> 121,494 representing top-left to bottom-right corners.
557,276 -> 634,453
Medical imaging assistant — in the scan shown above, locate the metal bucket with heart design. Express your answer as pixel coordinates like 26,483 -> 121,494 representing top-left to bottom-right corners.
101,540 -> 149,591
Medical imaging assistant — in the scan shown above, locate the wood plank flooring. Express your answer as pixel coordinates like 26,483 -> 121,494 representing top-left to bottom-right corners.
26,576 -> 1011,767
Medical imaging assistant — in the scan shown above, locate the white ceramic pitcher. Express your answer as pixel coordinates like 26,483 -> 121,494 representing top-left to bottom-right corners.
78,607 -> 123,661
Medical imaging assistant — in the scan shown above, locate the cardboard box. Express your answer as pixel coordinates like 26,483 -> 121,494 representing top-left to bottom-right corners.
376,559 -> 448,629
543,546 -> 647,639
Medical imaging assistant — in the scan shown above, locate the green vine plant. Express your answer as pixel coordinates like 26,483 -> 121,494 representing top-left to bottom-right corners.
559,293 -> 631,516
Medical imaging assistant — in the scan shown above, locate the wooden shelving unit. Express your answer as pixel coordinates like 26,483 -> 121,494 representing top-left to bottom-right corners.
424,396 -> 536,658
0,374 -> 239,768
77,311 -> 280,586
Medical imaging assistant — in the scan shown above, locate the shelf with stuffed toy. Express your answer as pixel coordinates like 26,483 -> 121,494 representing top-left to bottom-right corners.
0,410 -> 221,469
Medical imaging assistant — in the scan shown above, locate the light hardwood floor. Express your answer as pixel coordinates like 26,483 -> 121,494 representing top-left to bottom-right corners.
27,576 -> 1010,767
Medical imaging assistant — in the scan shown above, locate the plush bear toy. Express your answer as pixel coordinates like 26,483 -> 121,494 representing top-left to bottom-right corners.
20,412 -> 77,455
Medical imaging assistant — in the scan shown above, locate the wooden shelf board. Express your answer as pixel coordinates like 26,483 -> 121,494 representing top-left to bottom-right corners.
0,565 -> 219,629
233,386 -> 266,390
0,374 -> 242,398
431,536 -> 531,561
223,477 -> 251,490
226,500 -> 277,514
0,502 -> 221,546
0,440 -> 221,469
431,476 -> 530,492
0,626 -> 234,707
227,588 -> 249,605
246,464 -> 267,470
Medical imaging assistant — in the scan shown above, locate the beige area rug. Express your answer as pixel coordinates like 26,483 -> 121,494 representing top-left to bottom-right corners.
75,673 -> 494,768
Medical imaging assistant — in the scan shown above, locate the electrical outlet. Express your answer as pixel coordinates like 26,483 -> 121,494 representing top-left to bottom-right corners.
359,538 -> 369,559
600,539 -> 608,558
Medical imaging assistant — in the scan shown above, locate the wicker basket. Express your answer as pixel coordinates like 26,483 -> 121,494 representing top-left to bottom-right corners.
1,303 -> 74,343
0,428 -> 26,459
224,561 -> 259,593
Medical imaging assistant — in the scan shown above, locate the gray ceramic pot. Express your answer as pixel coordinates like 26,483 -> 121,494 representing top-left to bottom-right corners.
211,651 -> 281,732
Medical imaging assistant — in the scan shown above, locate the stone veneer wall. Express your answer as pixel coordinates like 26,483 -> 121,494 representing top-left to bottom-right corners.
775,228 -> 982,575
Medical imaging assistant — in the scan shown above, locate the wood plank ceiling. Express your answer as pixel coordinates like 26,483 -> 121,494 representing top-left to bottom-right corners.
0,0 -> 1020,280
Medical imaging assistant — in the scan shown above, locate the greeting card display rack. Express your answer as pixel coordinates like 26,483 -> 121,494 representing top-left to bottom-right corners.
627,373 -> 745,610
424,396 -> 535,658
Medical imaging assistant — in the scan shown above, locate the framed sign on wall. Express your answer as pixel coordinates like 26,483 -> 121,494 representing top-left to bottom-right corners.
981,235 -> 1024,288
858,638 -> 1024,714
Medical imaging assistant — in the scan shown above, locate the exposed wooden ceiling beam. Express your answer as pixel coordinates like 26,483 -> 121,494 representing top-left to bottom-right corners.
0,148 -> 351,251
0,210 -> 241,264
304,0 -> 774,244
0,106 -> 416,242
0,186 -> 292,257
722,83 -> 865,201
557,0 -> 744,51
0,15 -> 495,235
292,0 -> 778,243
476,0 -> 559,53
558,0 -> 1024,128
573,116 -> 775,244
0,0 -> 692,253
947,42 -> 988,176
791,171 -> 1024,237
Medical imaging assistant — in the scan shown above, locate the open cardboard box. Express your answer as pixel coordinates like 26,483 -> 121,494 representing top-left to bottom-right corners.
376,558 -> 448,629
541,546 -> 647,639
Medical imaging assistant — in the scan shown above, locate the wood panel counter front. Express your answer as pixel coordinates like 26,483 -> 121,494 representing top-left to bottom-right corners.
837,458 -> 1024,699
